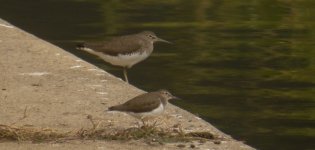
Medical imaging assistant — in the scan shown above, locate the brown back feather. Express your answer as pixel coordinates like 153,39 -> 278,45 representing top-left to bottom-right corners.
108,92 -> 163,113
84,34 -> 144,56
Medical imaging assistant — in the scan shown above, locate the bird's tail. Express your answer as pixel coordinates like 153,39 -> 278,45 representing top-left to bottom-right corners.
107,106 -> 117,111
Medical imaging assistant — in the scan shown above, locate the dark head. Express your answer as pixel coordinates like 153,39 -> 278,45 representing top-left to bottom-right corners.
140,31 -> 171,43
158,89 -> 178,101
76,42 -> 86,50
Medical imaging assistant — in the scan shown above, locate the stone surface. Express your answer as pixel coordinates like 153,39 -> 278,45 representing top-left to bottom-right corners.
0,19 -> 255,150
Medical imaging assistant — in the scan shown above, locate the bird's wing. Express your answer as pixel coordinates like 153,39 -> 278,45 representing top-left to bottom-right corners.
84,35 -> 143,56
113,93 -> 161,113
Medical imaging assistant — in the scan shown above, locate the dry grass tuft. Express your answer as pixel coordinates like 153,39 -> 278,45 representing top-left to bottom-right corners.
0,115 -> 216,144
0,125 -> 68,142
0,124 -> 215,144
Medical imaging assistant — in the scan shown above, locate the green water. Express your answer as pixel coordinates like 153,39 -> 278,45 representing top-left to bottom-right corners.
1,0 -> 315,149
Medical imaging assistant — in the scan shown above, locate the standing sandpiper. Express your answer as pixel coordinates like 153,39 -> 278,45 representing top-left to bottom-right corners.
76,31 -> 170,83
108,90 -> 178,124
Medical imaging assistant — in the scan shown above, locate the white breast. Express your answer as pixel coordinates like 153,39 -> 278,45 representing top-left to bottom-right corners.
80,47 -> 150,68
128,103 -> 164,119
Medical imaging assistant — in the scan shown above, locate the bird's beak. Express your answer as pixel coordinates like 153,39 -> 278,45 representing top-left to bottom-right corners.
157,37 -> 172,44
171,95 -> 180,100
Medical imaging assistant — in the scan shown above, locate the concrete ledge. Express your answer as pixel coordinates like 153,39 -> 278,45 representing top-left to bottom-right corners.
0,19 -> 254,150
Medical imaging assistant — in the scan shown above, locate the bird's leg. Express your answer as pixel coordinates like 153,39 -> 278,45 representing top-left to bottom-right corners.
152,120 -> 158,127
141,118 -> 147,127
123,67 -> 129,83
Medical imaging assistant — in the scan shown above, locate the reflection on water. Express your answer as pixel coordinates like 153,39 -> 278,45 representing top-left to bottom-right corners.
1,0 -> 315,149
